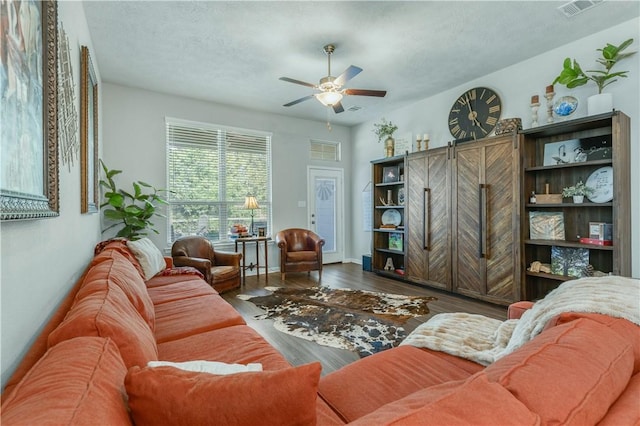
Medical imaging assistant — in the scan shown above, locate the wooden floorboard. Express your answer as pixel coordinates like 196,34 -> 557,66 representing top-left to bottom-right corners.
223,263 -> 507,376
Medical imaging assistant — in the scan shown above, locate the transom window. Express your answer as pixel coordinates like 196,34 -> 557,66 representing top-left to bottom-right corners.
166,118 -> 272,244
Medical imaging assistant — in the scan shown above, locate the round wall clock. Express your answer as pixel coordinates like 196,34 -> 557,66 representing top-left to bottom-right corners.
448,87 -> 502,140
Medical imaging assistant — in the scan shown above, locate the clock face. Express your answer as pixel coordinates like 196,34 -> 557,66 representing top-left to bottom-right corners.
448,87 -> 502,140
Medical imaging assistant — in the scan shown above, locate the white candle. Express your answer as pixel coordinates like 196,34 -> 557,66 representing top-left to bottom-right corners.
423,133 -> 429,141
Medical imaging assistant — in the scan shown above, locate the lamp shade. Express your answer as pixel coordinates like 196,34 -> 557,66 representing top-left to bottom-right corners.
315,91 -> 343,107
243,196 -> 260,210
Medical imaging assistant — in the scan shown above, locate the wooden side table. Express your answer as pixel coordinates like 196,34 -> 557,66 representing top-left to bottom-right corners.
234,236 -> 271,284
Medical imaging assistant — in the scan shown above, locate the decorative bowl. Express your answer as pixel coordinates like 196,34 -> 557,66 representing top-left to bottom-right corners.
553,96 -> 578,117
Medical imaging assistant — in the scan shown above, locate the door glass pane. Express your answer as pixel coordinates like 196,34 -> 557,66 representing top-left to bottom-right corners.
315,177 -> 336,252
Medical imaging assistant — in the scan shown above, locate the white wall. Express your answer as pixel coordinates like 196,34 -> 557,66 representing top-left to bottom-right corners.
0,2 -> 102,388
100,84 -> 352,267
350,18 -> 640,277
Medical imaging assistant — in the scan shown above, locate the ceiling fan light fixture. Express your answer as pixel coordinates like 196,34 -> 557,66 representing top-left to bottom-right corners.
316,91 -> 343,107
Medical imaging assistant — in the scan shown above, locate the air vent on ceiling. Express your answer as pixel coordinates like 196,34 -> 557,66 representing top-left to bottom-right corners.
347,106 -> 362,112
557,0 -> 604,18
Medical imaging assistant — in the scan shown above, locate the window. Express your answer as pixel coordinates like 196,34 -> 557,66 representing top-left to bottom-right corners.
166,118 -> 271,244
310,139 -> 341,161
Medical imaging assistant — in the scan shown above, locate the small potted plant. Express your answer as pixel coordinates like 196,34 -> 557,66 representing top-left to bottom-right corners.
552,38 -> 636,115
373,118 -> 398,157
562,181 -> 594,204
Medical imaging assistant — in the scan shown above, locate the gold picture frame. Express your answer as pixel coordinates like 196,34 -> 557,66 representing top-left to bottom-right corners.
80,46 -> 98,213
0,0 -> 59,220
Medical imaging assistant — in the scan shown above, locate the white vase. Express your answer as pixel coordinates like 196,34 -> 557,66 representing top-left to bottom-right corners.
587,93 -> 613,116
573,195 -> 584,204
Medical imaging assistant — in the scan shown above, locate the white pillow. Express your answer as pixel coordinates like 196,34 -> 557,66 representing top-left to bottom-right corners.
147,360 -> 263,375
126,238 -> 166,280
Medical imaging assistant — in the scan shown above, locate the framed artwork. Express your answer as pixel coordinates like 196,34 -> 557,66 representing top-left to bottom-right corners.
551,246 -> 589,277
80,46 -> 99,213
1,0 -> 59,220
388,232 -> 403,251
382,166 -> 399,183
529,211 -> 565,240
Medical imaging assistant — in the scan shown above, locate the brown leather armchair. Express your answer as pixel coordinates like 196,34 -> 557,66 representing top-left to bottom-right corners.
275,228 -> 325,280
171,236 -> 242,293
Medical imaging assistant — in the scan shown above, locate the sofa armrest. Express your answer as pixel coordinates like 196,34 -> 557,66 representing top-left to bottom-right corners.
507,301 -> 535,320
214,250 -> 242,267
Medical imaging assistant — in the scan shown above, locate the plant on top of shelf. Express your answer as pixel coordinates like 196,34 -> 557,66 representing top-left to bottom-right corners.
373,118 -> 398,143
561,181 -> 594,198
100,160 -> 170,240
552,38 -> 636,94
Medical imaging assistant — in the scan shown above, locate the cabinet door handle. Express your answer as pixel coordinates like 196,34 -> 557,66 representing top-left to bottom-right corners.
478,184 -> 487,258
424,188 -> 431,250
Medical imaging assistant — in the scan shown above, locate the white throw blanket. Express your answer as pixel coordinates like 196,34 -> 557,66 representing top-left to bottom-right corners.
401,276 -> 640,366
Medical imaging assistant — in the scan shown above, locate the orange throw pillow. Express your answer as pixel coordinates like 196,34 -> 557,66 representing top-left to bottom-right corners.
125,362 -> 321,426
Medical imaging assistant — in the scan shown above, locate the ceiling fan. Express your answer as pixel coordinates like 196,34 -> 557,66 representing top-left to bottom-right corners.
280,44 -> 387,114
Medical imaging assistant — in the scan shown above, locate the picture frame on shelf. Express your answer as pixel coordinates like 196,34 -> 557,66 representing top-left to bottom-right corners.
551,246 -> 589,277
1,1 -> 59,220
382,165 -> 399,183
388,232 -> 403,251
542,139 -> 580,166
529,211 -> 565,240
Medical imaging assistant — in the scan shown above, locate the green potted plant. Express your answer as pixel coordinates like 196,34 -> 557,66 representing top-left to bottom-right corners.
373,118 -> 399,157
562,181 -> 594,204
552,38 -> 636,115
99,160 -> 170,240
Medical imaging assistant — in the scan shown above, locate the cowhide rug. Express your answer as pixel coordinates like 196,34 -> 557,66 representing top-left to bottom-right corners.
237,286 -> 436,357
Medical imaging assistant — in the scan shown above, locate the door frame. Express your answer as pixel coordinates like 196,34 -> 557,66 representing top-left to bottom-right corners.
307,166 -> 345,264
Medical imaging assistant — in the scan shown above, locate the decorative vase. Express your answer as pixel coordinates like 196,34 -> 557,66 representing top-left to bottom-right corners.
573,195 -> 584,204
587,93 -> 613,116
384,137 -> 395,157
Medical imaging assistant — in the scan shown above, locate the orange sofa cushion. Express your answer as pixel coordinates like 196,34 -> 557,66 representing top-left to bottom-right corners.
349,373 -> 540,425
48,281 -> 158,369
92,239 -> 146,278
484,318 -> 634,425
153,293 -> 245,343
318,345 -> 482,422
157,325 -> 292,370
125,362 -> 321,426
1,337 -> 130,425
146,278 -> 215,305
547,312 -> 640,374
597,372 -> 640,425
79,250 -> 155,330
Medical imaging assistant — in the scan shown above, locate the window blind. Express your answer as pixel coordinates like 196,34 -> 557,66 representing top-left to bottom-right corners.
166,118 -> 272,243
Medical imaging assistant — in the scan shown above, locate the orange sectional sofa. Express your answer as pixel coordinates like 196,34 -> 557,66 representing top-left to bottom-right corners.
2,239 -> 639,425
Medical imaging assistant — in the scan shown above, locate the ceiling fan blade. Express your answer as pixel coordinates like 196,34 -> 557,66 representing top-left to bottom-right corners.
283,95 -> 315,107
332,102 -> 345,114
344,88 -> 387,97
279,77 -> 317,88
334,65 -> 362,86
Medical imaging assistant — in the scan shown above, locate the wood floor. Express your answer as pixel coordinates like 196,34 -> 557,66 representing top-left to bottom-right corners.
222,263 -> 507,376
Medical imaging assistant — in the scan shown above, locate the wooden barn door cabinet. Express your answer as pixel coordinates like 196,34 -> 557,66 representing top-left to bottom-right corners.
451,134 -> 521,304
405,146 -> 451,290
404,134 -> 521,305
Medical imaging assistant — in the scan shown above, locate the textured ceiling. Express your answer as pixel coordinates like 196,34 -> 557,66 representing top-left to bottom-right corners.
82,1 -> 640,126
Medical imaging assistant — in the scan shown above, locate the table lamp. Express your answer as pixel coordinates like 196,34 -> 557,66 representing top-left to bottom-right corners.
243,195 -> 260,235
